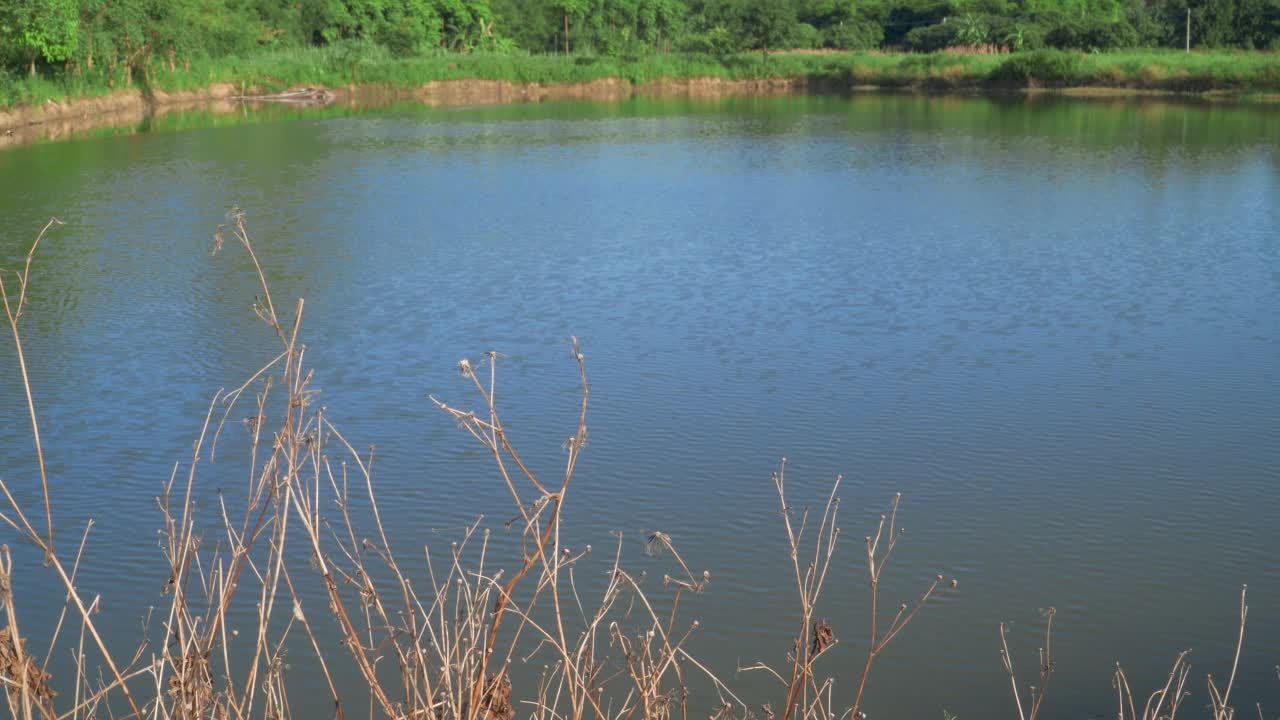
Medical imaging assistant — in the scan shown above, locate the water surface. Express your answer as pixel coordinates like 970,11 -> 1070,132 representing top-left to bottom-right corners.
1,94 -> 1278,718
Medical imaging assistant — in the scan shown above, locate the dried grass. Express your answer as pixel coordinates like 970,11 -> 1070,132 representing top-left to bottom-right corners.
0,214 -> 1267,720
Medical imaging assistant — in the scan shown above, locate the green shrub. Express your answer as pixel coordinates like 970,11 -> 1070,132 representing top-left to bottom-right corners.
676,27 -> 737,56
1018,22 -> 1051,49
884,0 -> 957,45
905,22 -> 960,51
986,16 -> 1023,48
955,13 -> 991,45
0,69 -> 19,107
1045,18 -> 1139,50
1124,5 -> 1169,46
822,20 -> 885,50
790,22 -> 824,48
988,48 -> 1081,85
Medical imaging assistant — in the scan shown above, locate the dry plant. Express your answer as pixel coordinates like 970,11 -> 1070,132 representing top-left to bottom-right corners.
739,463 -> 956,720
1114,648 -> 1192,720
1,218 -> 149,719
429,347 -> 738,720
739,461 -> 843,720
999,607 -> 1055,720
0,213 -> 1272,720
0,212 -> 737,720
940,43 -> 1010,54
848,492 -> 951,719
1112,585 -> 1250,720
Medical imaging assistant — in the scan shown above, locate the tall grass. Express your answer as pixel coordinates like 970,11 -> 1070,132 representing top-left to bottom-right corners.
3,49 -> 1279,110
0,214 -> 1267,720
144,47 -> 1280,92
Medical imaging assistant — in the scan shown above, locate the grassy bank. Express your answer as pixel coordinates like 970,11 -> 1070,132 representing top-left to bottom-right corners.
3,48 -> 1279,111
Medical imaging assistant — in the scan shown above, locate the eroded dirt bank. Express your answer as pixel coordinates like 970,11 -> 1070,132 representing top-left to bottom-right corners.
2,75 -> 1272,148
1,76 -> 815,147
0,84 -> 246,146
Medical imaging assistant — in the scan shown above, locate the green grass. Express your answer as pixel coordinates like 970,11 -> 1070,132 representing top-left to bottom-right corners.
0,70 -> 116,109
3,47 -> 1279,112
1073,49 -> 1280,90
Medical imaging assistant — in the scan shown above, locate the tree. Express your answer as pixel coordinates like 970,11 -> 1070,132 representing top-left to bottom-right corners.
436,0 -> 498,51
736,0 -> 797,55
904,20 -> 959,48
488,0 -> 557,51
145,0 -> 258,71
643,0 -> 688,52
883,0 -> 955,45
2,0 -> 79,75
300,0 -> 442,53
1194,0 -> 1244,45
552,0 -> 590,52
73,0 -> 148,86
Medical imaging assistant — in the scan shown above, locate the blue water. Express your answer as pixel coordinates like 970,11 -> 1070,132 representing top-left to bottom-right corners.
1,94 -> 1278,718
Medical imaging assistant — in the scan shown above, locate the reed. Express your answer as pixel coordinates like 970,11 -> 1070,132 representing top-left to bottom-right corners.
0,215 -> 1268,720
1106,586 -> 1250,720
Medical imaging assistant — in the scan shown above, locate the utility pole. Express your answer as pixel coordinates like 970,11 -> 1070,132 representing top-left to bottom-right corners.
1185,7 -> 1191,52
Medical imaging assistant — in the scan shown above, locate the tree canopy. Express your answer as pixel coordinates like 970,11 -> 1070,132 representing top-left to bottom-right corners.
2,0 -> 1277,85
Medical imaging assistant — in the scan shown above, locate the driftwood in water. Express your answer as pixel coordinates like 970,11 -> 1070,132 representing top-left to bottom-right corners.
231,87 -> 334,105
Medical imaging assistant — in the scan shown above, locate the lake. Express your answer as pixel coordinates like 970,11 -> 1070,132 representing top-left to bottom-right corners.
1,93 -> 1278,719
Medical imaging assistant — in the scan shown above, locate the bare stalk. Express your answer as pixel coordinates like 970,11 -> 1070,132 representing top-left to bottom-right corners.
0,217 -> 62,560
849,493 -> 950,719
999,607 -> 1055,720
0,220 -> 143,717
1209,585 -> 1249,720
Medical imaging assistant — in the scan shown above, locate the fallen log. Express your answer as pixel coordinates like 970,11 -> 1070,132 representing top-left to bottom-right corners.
230,87 -> 334,105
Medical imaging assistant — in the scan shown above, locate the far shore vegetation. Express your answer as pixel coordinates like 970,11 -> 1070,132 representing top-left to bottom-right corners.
5,47 -> 1280,112
2,0 -> 1280,111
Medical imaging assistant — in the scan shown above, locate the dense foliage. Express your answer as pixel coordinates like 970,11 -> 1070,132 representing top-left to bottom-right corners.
1,0 -> 1277,93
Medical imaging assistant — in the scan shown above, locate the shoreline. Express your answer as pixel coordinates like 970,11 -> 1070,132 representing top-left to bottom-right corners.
3,74 -> 1277,148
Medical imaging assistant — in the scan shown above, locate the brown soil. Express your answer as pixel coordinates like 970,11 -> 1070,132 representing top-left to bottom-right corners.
0,76 -> 821,148
1,75 -> 1273,149
0,83 -> 238,147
